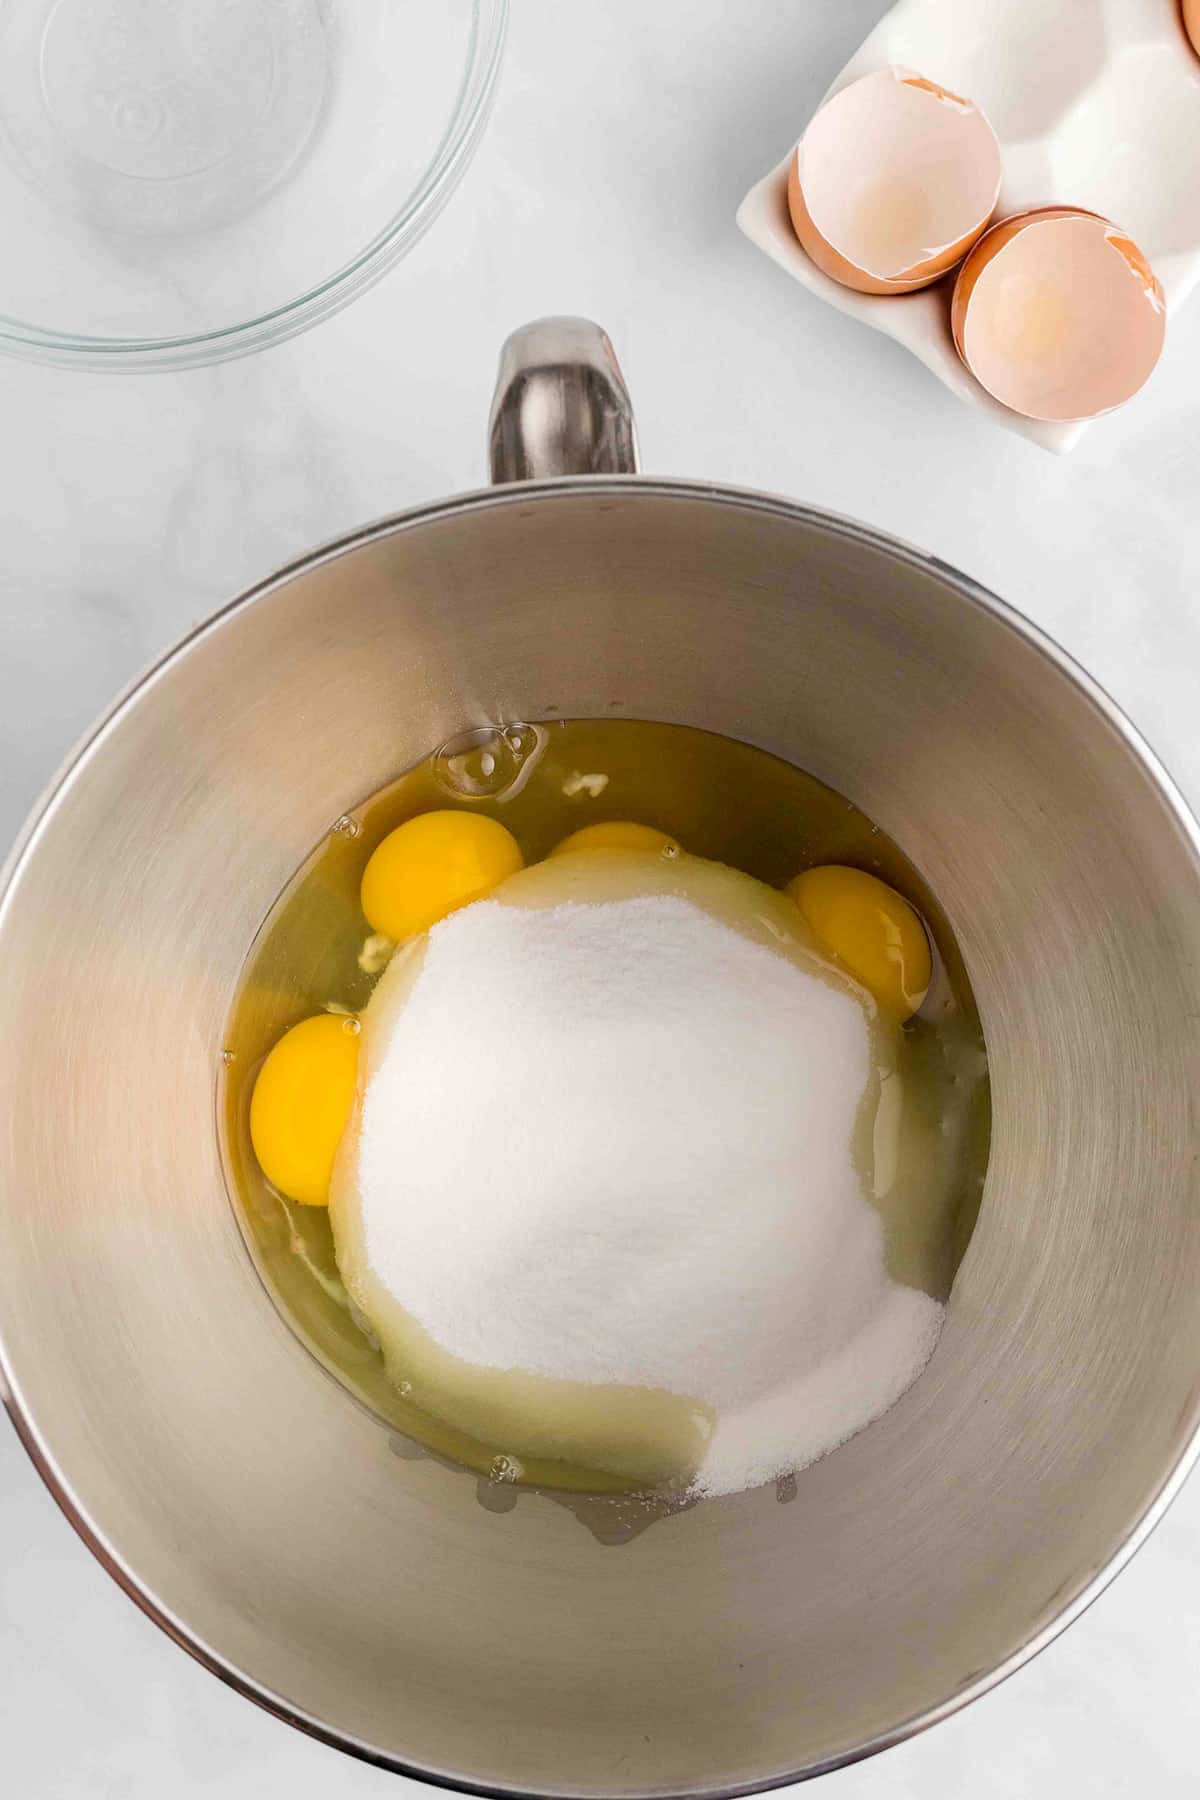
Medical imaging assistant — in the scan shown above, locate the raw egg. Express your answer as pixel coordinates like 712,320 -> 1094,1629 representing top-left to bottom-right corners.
360,810 -> 523,941
788,865 -> 931,1020
549,821 -> 680,857
249,1012 -> 360,1205
951,208 -> 1166,421
787,67 -> 1001,295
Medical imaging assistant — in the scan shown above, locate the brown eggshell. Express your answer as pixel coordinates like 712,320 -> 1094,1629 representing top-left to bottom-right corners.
1183,0 -> 1200,59
951,206 -> 1166,422
787,67 -> 1002,296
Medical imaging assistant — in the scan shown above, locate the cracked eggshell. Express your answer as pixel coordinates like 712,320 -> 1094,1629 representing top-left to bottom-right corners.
786,67 -> 1002,295
738,0 -> 1200,449
951,207 -> 1166,422
1183,1 -> 1200,60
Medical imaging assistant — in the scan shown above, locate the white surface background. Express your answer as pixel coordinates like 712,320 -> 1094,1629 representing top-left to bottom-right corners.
2,2 -> 1199,1794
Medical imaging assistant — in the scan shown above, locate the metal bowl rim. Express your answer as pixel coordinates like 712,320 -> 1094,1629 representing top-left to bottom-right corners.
3,473 -> 1199,1798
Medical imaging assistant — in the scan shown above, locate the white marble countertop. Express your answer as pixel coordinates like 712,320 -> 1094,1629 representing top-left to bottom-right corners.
3,2 -> 1200,1795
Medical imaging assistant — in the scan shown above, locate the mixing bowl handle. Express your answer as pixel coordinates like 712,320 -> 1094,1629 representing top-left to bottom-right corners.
488,316 -> 640,482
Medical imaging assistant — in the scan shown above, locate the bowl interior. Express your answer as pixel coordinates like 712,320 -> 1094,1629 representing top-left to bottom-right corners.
2,485 -> 1199,1796
0,0 -> 506,366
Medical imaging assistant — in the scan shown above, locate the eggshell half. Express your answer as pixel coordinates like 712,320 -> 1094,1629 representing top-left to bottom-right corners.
951,207 -> 1166,421
1183,0 -> 1200,60
787,67 -> 1002,296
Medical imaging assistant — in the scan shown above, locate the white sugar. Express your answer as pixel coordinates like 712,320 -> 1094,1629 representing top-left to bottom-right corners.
355,892 -> 943,1495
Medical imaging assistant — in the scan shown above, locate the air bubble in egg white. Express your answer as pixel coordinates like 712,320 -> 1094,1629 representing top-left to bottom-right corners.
433,724 -> 545,801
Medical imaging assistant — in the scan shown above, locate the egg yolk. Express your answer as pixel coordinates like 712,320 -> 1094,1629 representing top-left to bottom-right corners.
549,821 -> 680,858
360,810 -> 523,941
788,865 -> 931,1019
249,1013 -> 360,1206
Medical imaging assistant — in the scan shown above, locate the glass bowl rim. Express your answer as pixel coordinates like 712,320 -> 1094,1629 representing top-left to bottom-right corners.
0,0 -> 509,372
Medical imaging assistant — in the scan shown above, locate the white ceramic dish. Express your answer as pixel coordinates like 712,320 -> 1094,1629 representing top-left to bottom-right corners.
737,0 -> 1200,452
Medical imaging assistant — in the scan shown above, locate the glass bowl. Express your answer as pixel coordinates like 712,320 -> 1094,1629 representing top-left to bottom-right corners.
0,0 -> 508,369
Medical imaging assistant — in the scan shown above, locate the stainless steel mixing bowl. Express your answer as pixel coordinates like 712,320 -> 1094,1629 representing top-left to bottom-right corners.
2,319 -> 1199,1796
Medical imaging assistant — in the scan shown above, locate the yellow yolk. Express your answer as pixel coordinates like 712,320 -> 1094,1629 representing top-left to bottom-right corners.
549,821 -> 680,858
360,810 -> 523,941
249,1013 -> 360,1205
788,865 -> 931,1020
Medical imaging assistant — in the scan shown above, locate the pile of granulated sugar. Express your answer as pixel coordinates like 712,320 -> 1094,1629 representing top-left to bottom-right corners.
355,892 -> 944,1496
